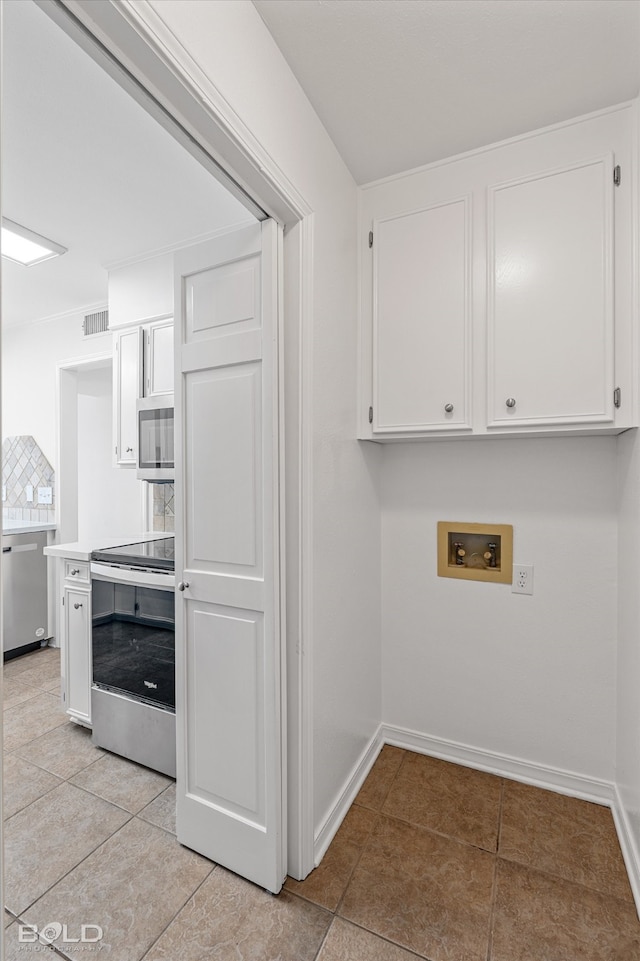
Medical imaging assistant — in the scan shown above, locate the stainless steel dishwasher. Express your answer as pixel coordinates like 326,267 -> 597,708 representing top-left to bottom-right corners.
2,530 -> 49,660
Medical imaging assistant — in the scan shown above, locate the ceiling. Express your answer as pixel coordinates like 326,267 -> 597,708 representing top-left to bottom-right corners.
2,0 -> 254,327
253,0 -> 640,184
4,1 -> 639,327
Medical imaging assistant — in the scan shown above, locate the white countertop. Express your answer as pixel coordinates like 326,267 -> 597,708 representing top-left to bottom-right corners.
44,531 -> 172,562
3,520 -> 57,535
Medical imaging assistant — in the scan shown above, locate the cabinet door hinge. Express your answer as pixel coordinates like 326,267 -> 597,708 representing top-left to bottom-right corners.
614,165 -> 621,187
368,230 -> 373,249
368,406 -> 373,424
62,595 -> 65,606
614,387 -> 622,408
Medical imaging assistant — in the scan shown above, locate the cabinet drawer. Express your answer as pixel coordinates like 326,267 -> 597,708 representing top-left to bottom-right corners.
64,561 -> 89,584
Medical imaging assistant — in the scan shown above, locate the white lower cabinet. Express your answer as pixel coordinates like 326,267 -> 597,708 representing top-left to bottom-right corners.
360,104 -> 635,440
61,565 -> 92,726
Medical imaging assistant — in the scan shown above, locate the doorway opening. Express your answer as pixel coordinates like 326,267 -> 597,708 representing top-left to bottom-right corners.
3,2 -> 310,948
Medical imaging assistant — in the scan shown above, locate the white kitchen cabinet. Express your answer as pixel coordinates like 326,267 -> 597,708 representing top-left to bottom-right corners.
359,104 -> 635,440
144,319 -> 174,396
114,326 -> 142,466
62,568 -> 92,726
113,318 -> 173,467
373,198 -> 471,433
487,157 -> 613,428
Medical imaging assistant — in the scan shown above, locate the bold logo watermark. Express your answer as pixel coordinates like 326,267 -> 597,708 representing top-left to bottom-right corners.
18,922 -> 104,946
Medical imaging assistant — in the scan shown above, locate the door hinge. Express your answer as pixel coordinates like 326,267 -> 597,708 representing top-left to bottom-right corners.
368,230 -> 373,249
614,387 -> 621,408
62,595 -> 65,606
614,165 -> 621,187
368,406 -> 373,424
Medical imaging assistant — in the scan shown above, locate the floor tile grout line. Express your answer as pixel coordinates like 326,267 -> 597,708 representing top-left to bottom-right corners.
4,910 -> 65,958
494,851 -> 637,908
2,686 -> 45,709
137,863 -> 218,961
333,812 -> 380,917
378,807 -> 501,857
2,776 -> 64,825
334,916 -> 436,960
64,777 -> 168,818
311,916 -> 334,961
2,657 -> 58,683
4,683 -> 62,702
8,747 -> 105,784
486,780 -> 504,961
379,748 -> 409,809
4,809 -> 137,921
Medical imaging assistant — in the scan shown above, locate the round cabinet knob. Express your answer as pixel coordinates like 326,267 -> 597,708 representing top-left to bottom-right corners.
506,397 -> 517,409
444,403 -> 454,413
178,581 -> 190,592
126,446 -> 134,453
73,602 -> 83,610
70,568 -> 79,575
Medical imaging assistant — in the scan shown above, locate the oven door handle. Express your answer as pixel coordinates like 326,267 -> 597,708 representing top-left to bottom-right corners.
90,562 -> 175,591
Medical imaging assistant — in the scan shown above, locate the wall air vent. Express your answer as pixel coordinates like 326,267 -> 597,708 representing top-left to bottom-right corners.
83,309 -> 109,336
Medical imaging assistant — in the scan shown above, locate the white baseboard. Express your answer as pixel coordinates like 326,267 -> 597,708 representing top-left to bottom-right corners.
313,729 -> 384,864
611,783 -> 640,914
312,721 -> 640,918
380,724 -> 615,804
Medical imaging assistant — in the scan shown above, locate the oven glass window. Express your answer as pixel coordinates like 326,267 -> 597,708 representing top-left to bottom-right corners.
92,579 -> 175,710
139,407 -> 174,469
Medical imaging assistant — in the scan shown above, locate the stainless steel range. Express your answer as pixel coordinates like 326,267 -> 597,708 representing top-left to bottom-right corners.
90,537 -> 175,777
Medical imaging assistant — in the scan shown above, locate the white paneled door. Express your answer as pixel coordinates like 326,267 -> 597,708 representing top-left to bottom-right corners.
174,221 -> 284,893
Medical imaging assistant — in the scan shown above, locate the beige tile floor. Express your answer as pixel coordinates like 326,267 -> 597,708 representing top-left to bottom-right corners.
3,646 -> 640,960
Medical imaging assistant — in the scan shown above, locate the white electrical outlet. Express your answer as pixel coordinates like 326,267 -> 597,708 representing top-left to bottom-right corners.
512,564 -> 534,595
37,486 -> 52,505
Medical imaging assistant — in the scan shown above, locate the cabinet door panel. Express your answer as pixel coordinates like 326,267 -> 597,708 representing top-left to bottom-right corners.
114,327 -> 142,465
64,586 -> 91,725
147,320 -> 174,396
373,198 -> 470,432
488,157 -> 613,426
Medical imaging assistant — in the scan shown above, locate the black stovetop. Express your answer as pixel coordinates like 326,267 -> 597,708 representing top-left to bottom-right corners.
91,537 -> 175,572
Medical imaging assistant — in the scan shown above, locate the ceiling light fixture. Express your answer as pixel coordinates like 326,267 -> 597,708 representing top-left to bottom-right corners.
1,218 -> 67,266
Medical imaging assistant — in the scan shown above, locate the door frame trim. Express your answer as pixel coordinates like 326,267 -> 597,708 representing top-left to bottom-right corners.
36,0 -> 315,878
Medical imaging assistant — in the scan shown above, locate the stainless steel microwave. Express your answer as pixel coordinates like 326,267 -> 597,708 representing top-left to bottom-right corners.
136,395 -> 174,481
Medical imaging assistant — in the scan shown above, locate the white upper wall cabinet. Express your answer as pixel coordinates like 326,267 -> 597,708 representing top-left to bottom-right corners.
113,318 -> 173,468
145,319 -> 174,397
359,104 -> 636,440
109,251 -> 175,468
113,325 -> 143,467
373,198 -> 471,433
488,157 -> 613,428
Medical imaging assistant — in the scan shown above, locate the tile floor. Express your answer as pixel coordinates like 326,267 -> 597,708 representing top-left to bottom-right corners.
3,646 -> 640,960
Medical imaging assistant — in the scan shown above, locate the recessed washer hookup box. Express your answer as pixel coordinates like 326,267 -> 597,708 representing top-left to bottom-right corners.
437,521 -> 513,584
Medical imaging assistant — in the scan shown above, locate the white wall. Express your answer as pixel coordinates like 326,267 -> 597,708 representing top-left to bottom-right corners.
141,0 -> 383,839
613,97 -> 640,903
76,365 -> 141,541
3,313 -> 143,540
381,436 -> 618,783
2,311 -> 109,468
616,388 -> 640,883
